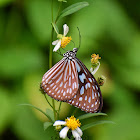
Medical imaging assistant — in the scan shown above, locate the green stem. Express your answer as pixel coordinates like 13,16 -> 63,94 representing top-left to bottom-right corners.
55,2 -> 62,23
57,102 -> 62,119
44,94 -> 58,114
50,0 -> 56,121
44,94 -> 53,109
52,1 -> 63,121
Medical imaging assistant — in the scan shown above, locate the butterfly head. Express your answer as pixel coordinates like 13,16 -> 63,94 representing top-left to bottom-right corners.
63,48 -> 78,60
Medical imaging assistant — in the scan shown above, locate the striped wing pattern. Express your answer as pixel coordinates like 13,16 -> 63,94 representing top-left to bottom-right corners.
67,58 -> 103,113
41,58 -> 78,101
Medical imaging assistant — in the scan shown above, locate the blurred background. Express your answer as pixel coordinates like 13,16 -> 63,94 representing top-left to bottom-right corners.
0,0 -> 140,140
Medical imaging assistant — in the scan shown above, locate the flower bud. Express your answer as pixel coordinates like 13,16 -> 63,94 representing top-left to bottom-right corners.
97,75 -> 106,86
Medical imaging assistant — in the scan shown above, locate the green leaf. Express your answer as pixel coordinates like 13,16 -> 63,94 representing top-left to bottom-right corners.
46,109 -> 55,123
77,113 -> 107,120
44,122 -> 53,131
52,22 -> 59,34
19,104 -> 53,122
57,2 -> 89,21
81,120 -> 115,131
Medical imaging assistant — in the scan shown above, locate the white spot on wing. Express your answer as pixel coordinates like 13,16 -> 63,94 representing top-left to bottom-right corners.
79,97 -> 82,101
72,82 -> 75,90
76,62 -> 81,72
63,92 -> 66,96
92,78 -> 95,82
96,85 -> 98,90
80,86 -> 84,95
92,86 -> 95,90
85,83 -> 88,89
79,73 -> 86,83
69,77 -> 71,86
92,90 -> 95,99
85,83 -> 90,89
53,85 -> 56,89
60,82 -> 63,87
88,78 -> 92,82
72,72 -> 74,79
50,83 -> 54,87
67,89 -> 69,93
88,97 -> 91,103
64,83 -> 67,88
85,96 -> 87,100
95,92 -> 97,97
87,83 -> 90,88
98,92 -> 100,97
55,87 -> 58,91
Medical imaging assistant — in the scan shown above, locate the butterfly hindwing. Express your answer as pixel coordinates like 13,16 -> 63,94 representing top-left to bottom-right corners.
41,58 -> 78,101
67,58 -> 103,113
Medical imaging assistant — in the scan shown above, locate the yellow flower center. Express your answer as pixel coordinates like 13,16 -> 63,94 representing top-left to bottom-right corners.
61,36 -> 72,48
91,54 -> 101,64
65,116 -> 81,130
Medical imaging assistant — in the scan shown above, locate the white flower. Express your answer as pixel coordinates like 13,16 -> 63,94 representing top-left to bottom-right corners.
52,24 -> 72,52
53,116 -> 83,140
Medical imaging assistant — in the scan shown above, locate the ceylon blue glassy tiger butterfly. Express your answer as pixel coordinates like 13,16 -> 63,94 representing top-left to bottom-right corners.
41,47 -> 103,113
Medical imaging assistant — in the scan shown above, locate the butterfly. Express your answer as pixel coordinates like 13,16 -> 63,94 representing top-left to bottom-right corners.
41,48 -> 103,113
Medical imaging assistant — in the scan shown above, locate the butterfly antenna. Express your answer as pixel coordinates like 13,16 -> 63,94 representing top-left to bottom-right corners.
71,40 -> 75,48
77,27 -> 81,51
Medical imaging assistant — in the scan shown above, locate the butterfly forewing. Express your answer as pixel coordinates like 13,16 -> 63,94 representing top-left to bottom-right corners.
41,58 -> 78,101
67,58 -> 103,113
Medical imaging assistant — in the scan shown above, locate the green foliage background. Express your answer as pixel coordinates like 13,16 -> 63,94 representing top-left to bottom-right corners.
0,0 -> 140,140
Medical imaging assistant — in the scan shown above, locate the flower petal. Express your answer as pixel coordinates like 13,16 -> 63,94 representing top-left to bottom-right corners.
59,127 -> 69,139
63,24 -> 69,36
76,127 -> 83,136
90,62 -> 100,75
72,130 -> 82,140
53,40 -> 61,52
52,40 -> 59,45
53,121 -> 66,126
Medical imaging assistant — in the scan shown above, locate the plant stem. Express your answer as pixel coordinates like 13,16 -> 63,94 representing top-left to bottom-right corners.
50,0 -> 56,121
55,2 -> 62,23
44,94 -> 53,109
57,102 -> 62,119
